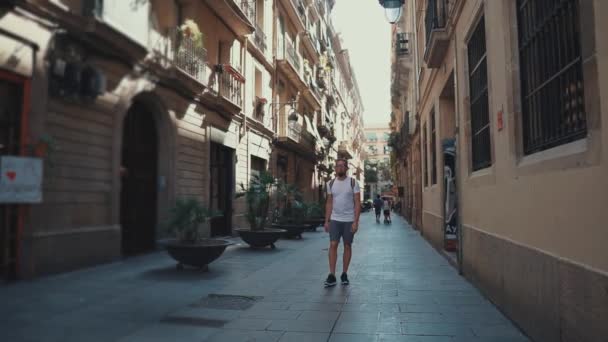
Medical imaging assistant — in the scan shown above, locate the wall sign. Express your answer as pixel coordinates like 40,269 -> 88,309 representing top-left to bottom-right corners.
0,156 -> 43,204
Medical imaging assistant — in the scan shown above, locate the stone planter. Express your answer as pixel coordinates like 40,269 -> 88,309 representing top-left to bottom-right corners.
234,228 -> 285,249
271,223 -> 308,239
166,239 -> 232,271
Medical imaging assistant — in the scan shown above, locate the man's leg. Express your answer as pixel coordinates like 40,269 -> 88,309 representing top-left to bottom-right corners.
343,243 -> 352,274
329,240 -> 339,275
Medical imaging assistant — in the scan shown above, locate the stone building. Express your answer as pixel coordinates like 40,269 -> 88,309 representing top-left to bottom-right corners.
0,0 -> 364,280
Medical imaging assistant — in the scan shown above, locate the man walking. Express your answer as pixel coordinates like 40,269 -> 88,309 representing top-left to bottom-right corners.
324,159 -> 361,287
373,195 -> 383,223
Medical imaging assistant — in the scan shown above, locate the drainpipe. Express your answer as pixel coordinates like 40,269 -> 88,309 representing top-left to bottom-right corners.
453,29 -> 464,275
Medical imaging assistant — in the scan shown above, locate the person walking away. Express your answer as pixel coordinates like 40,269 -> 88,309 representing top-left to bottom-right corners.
324,159 -> 361,287
373,195 -> 383,223
383,198 -> 392,223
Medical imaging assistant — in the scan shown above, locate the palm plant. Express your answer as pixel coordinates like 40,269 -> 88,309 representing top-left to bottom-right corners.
236,171 -> 276,231
165,198 -> 219,243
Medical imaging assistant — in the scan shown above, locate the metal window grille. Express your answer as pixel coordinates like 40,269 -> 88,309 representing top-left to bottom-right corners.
467,16 -> 492,171
423,123 -> 428,186
430,110 -> 437,184
517,0 -> 586,155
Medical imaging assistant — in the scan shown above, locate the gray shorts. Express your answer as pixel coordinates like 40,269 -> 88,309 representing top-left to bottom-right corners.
329,220 -> 354,245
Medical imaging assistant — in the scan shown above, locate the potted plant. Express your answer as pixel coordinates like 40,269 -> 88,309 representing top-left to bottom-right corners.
177,19 -> 205,76
271,181 -> 309,239
234,171 -> 286,249
164,197 -> 232,270
302,202 -> 325,231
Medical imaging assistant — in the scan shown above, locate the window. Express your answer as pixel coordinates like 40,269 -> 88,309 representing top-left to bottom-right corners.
250,156 -> 266,183
423,123 -> 428,187
254,68 -> 263,120
517,0 -> 586,155
430,110 -> 437,184
467,16 -> 492,171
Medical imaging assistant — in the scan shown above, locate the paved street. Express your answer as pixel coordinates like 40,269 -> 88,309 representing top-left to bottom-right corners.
1,213 -> 529,342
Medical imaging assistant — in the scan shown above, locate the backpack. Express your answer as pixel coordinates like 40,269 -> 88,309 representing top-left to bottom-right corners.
329,177 -> 356,193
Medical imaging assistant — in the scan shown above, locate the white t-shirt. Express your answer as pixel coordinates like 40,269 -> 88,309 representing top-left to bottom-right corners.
383,200 -> 390,210
327,177 -> 361,222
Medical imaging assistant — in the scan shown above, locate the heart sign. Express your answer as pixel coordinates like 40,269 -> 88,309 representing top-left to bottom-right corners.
5,171 -> 16,181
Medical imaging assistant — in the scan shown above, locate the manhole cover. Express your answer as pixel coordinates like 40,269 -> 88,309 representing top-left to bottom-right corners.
160,316 -> 227,327
190,294 -> 263,311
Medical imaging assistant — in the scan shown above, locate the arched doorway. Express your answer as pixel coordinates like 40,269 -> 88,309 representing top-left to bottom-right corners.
120,102 -> 158,255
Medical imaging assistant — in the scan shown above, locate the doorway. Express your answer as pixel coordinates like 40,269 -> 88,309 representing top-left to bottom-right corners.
209,142 -> 234,237
440,73 -> 458,253
120,103 -> 158,255
0,74 -> 23,281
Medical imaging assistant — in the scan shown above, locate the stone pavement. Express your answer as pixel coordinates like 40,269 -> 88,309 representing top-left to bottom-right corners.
0,212 -> 530,342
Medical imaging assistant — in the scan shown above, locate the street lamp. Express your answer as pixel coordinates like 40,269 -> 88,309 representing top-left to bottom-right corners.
378,0 -> 405,24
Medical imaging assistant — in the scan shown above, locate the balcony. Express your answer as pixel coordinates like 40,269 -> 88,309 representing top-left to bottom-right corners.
148,27 -> 210,97
276,121 -> 317,158
338,141 -> 354,160
252,23 -> 268,54
306,0 -> 322,21
205,0 -> 255,36
302,24 -> 321,62
277,39 -> 306,90
302,67 -> 322,110
281,0 -> 306,33
424,0 -> 452,68
218,64 -> 244,113
316,0 -> 326,16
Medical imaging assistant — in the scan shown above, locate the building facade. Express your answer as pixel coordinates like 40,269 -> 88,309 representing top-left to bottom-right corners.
363,124 -> 394,200
0,0 -> 364,280
392,0 -> 607,340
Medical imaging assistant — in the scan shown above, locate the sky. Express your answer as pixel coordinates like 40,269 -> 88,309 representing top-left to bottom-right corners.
331,0 -> 392,128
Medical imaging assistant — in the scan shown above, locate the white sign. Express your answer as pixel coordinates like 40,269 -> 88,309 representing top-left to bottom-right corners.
0,156 -> 43,204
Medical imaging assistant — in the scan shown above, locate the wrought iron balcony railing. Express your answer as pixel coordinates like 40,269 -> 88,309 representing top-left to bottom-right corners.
425,0 -> 449,47
239,1 -> 256,24
167,27 -> 208,84
253,23 -> 267,53
285,39 -> 301,72
218,65 -> 243,107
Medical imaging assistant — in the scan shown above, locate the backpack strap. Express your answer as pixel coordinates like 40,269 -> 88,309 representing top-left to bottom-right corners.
329,177 -> 356,193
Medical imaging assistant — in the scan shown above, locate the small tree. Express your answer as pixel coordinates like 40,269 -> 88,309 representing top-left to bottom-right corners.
236,171 -> 276,231
165,198 -> 219,244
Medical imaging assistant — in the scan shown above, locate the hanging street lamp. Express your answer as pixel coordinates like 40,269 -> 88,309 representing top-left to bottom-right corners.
378,0 -> 405,24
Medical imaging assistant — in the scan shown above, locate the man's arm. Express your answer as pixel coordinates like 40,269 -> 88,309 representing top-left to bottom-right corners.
324,194 -> 333,232
353,194 -> 361,229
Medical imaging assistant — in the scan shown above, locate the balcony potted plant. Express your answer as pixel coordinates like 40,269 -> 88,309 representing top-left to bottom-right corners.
234,171 -> 286,249
255,96 -> 267,119
176,19 -> 205,76
164,197 -> 232,270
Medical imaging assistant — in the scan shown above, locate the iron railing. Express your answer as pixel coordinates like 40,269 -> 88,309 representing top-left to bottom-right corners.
285,39 -> 301,72
253,23 -> 267,53
168,27 -> 207,84
239,1 -> 256,24
396,32 -> 412,56
292,0 -> 307,26
425,0 -> 448,47
517,0 -> 586,155
468,16 -> 491,171
219,65 -> 243,107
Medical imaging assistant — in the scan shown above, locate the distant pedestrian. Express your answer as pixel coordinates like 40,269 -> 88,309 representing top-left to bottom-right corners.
383,198 -> 391,223
323,158 -> 361,287
373,195 -> 383,223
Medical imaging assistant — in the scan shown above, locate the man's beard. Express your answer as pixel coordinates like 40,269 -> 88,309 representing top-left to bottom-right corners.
336,171 -> 346,177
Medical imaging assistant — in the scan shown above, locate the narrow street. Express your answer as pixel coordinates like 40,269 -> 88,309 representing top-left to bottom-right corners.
1,213 -> 528,342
